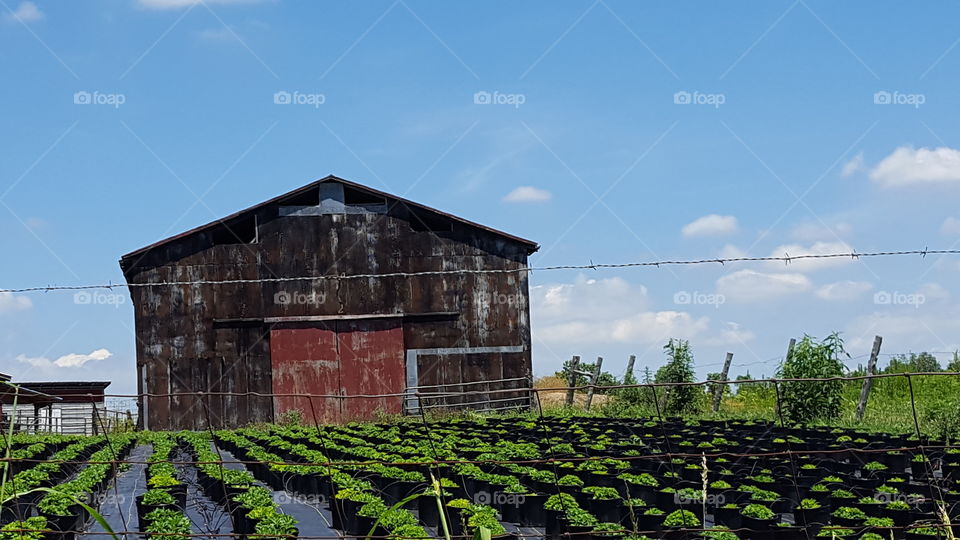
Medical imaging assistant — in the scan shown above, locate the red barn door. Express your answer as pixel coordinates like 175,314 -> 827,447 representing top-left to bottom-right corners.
337,319 -> 405,420
270,322 -> 341,423
269,319 -> 405,423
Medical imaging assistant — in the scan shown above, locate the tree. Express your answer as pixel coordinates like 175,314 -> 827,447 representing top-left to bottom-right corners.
885,352 -> 941,374
655,339 -> 701,415
777,332 -> 848,424
948,351 -> 960,373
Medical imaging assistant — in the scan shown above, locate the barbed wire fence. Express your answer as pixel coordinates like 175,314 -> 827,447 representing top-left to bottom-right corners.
2,247 -> 958,294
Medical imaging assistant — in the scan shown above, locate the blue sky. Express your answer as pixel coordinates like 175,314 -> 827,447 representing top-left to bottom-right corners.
3,0 -> 960,396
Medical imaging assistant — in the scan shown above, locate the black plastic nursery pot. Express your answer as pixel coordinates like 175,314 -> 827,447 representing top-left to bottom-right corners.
631,512 -> 664,533
563,524 -> 594,540
658,526 -> 701,540
378,478 -> 424,507
586,498 -> 622,524
911,461 -> 935,480
740,515 -> 777,533
41,508 -> 85,538
882,507 -> 913,527
793,506 -> 830,528
713,506 -> 742,530
0,496 -> 35,524
503,494 -> 547,527
769,525 -> 807,540
853,500 -> 883,517
135,496 -> 181,529
831,515 -> 865,528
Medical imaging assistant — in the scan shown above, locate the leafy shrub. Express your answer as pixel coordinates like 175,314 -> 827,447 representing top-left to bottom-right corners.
0,517 -> 47,540
741,504 -> 775,520
145,509 -> 191,540
778,333 -> 847,424
656,339 -> 702,415
662,510 -> 700,528
832,507 -> 867,520
142,489 -> 176,506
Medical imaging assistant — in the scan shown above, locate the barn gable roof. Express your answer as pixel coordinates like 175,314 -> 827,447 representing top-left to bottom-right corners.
120,175 -> 539,264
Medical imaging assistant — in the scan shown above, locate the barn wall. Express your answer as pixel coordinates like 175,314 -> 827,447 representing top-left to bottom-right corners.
124,190 -> 532,430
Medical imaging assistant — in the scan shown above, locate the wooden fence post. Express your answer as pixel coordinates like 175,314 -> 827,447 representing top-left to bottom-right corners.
855,336 -> 883,421
565,355 -> 580,407
712,352 -> 733,412
625,355 -> 636,382
585,357 -> 603,410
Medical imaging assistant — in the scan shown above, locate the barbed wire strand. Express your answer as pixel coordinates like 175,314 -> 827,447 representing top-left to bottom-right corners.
2,248 -> 958,294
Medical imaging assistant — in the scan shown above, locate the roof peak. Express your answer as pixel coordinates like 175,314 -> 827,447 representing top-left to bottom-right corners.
120,175 -> 538,263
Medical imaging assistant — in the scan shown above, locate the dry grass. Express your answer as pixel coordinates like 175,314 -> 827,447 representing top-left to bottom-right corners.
533,375 -> 609,409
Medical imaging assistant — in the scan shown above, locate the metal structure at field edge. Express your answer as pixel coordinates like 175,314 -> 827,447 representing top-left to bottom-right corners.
1,373 -> 113,435
119,175 -> 539,430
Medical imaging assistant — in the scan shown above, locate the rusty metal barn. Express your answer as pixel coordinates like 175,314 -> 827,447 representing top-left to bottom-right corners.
120,176 -> 538,430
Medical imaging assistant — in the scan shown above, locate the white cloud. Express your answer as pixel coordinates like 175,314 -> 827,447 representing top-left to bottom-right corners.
0,292 -> 32,314
941,217 -> 960,236
917,282 -> 950,303
532,274 -> 650,323
842,152 -> 865,177
137,0 -> 264,9
503,186 -> 551,203
716,269 -> 811,303
816,281 -> 873,301
846,311 -> 960,353
704,322 -> 756,346
870,146 -> 960,187
767,241 -> 855,272
3,1 -> 43,23
17,348 -> 112,369
681,214 -> 738,238
531,275 -> 709,345
536,311 -> 709,345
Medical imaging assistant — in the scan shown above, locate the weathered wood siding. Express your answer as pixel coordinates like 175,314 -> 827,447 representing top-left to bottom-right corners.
123,183 -> 533,430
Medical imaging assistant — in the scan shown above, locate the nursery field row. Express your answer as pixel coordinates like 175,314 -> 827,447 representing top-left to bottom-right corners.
2,415 -> 960,540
